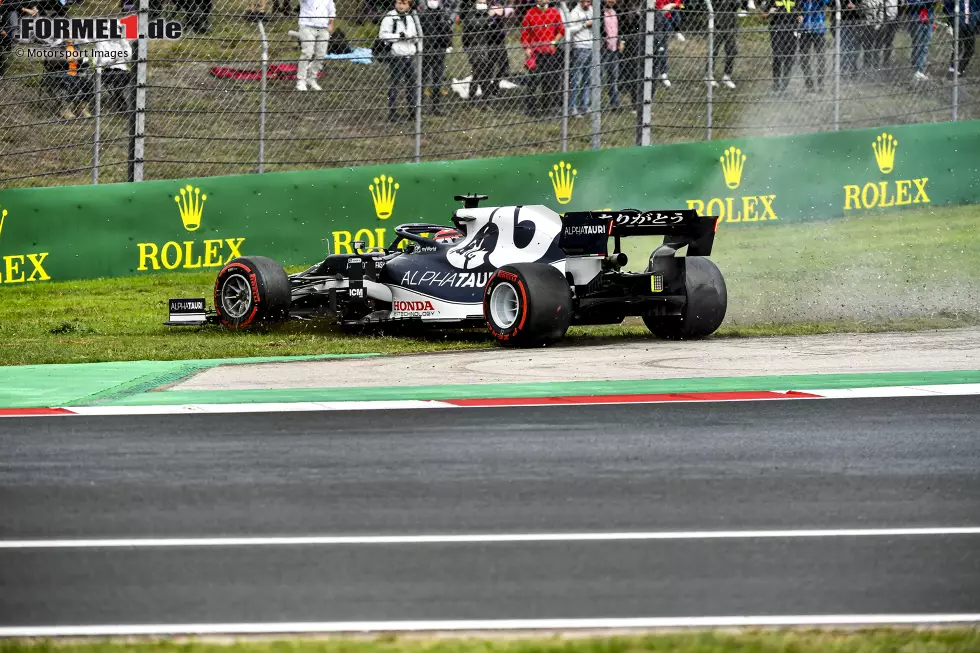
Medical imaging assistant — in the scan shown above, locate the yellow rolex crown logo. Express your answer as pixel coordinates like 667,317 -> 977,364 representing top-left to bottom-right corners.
549,161 -> 577,205
720,146 -> 746,190
0,207 -> 7,240
174,185 -> 207,232
872,132 -> 898,174
369,174 -> 399,220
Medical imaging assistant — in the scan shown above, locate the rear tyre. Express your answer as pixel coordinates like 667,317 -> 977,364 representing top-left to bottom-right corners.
644,256 -> 727,340
483,262 -> 572,347
214,256 -> 291,329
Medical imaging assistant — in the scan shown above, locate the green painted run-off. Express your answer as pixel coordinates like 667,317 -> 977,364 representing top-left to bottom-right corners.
3,355 -> 978,409
0,353 -> 379,409
78,369 -> 980,407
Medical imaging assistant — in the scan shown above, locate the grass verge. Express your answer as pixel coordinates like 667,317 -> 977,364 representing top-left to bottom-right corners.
0,204 -> 978,366
3,630 -> 980,653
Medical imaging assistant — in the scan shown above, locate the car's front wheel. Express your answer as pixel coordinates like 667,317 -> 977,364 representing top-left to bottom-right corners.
483,262 -> 572,347
214,256 -> 291,329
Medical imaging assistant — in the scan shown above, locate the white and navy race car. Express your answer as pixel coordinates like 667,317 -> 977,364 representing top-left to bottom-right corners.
166,194 -> 727,347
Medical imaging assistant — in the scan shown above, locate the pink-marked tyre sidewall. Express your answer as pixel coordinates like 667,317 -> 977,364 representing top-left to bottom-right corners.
213,256 -> 290,329
483,262 -> 572,347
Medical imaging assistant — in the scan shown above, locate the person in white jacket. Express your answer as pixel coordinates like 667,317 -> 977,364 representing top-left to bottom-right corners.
297,0 -> 336,91
379,0 -> 422,121
863,0 -> 898,72
566,0 -> 594,116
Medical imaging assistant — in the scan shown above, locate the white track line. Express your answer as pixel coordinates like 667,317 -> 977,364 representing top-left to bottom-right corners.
3,527 -> 980,549
3,614 -> 980,637
65,400 -> 455,416
806,383 -> 980,399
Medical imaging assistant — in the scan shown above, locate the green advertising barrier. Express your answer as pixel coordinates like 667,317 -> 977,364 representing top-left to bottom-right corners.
0,120 -> 977,286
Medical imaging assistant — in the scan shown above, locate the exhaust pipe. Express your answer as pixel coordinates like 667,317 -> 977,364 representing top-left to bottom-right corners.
604,252 -> 629,268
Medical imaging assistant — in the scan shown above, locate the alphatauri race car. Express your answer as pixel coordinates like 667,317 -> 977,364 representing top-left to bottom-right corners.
165,194 -> 727,347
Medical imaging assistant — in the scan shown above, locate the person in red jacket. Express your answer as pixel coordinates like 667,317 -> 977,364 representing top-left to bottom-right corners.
520,0 -> 565,117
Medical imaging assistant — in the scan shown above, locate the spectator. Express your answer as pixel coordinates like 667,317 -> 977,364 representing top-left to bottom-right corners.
511,0 -> 536,13
34,0 -> 68,18
359,0 -> 396,23
419,0 -> 454,113
567,0 -> 594,117
487,0 -> 515,85
653,0 -> 679,88
296,0 -> 336,91
761,0 -> 798,91
246,0 -> 294,21
122,0 -> 164,20
1,0 -> 35,79
52,40 -> 93,120
797,0 -> 830,91
667,1 -> 684,41
943,0 -> 978,78
442,0 -> 461,19
906,0 -> 935,80
617,0 -> 643,108
863,0 -> 899,72
520,0 -> 565,116
840,0 -> 865,76
173,0 -> 212,34
600,0 -> 623,108
615,0 -> 670,101
709,0 -> 740,88
461,0 -> 504,103
379,0 -> 422,122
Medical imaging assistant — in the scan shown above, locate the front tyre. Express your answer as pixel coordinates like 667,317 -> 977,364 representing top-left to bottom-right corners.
644,256 -> 727,340
214,256 -> 291,329
483,263 -> 572,347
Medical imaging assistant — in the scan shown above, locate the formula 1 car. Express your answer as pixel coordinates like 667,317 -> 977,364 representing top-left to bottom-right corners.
165,194 -> 727,347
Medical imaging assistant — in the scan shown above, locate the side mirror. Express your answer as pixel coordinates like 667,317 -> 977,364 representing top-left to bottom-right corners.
353,240 -> 365,252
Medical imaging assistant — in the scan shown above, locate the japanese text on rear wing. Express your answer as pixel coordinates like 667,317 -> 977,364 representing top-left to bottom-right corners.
604,210 -> 695,227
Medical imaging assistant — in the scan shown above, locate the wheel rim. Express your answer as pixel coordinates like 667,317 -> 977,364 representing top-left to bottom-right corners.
490,281 -> 520,329
220,273 -> 252,319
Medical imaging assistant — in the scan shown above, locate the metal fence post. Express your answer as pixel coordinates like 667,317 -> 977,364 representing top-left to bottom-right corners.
953,0 -> 960,120
93,65 -> 101,184
562,24 -> 570,152
833,0 -> 841,131
414,13 -> 423,163
706,0 -> 714,141
590,0 -> 602,149
640,0 -> 654,146
258,20 -> 267,174
129,0 -> 148,182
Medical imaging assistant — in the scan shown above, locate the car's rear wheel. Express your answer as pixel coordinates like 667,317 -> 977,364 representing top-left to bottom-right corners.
644,256 -> 727,340
214,256 -> 291,329
483,262 -> 572,347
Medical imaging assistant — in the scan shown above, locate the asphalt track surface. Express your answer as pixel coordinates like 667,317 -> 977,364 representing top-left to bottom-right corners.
2,395 -> 980,629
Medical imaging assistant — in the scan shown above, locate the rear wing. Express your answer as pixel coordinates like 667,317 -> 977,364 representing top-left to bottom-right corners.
559,209 -> 720,257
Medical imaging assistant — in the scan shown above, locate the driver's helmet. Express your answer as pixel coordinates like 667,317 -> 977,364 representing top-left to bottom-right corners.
433,228 -> 463,243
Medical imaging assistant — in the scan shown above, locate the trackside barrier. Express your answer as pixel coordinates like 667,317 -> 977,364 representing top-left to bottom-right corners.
0,120 -> 977,285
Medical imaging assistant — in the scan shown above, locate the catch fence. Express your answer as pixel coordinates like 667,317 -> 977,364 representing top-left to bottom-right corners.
0,0 -> 976,188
